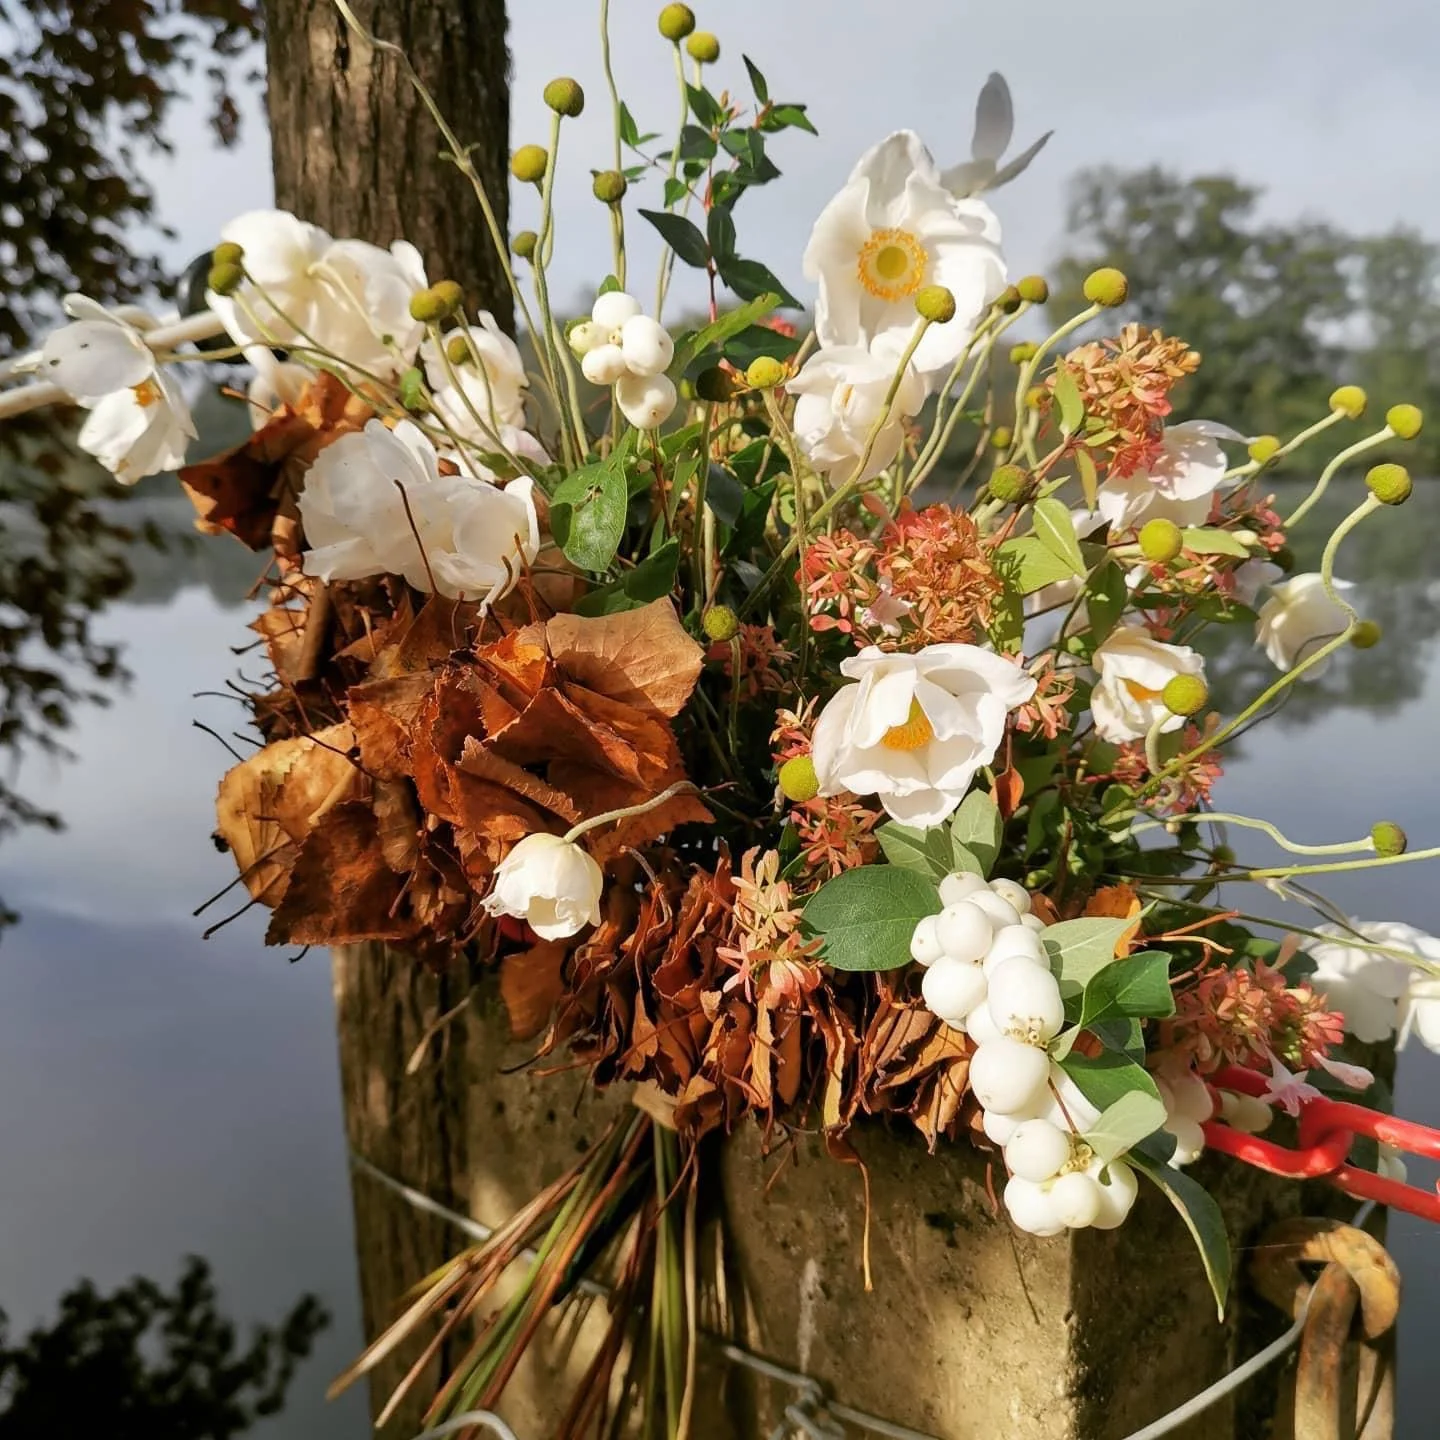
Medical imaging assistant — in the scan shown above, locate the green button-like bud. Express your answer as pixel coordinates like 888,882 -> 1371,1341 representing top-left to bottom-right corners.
211,240 -> 244,267
510,145 -> 549,184
745,356 -> 786,389
430,279 -> 464,316
702,604 -> 740,641
1329,384 -> 1367,419
592,169 -> 628,204
996,285 -> 1022,314
988,464 -> 1032,504
445,334 -> 472,366
915,284 -> 956,323
408,287 -> 450,323
206,261 -> 244,296
1024,384 -> 1047,410
1365,462 -> 1412,505
1016,274 -> 1049,304
1386,403 -> 1423,440
1082,267 -> 1129,307
990,425 -> 1013,450
778,755 -> 819,804
1371,821 -> 1408,857
1162,674 -> 1209,717
544,77 -> 585,117
1349,619 -> 1382,650
695,365 -> 745,402
658,3 -> 696,39
1008,340 -> 1037,364
398,366 -> 429,412
1138,517 -> 1184,564
1247,434 -> 1280,466
686,30 -> 720,62
512,230 -> 539,261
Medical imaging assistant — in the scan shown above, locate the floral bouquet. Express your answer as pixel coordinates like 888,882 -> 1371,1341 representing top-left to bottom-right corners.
6,0 -> 1439,1431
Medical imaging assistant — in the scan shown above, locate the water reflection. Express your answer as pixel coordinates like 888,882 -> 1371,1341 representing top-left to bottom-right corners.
0,457 -> 1435,1436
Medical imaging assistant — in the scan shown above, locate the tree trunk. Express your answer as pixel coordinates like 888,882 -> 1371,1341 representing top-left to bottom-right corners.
262,0 -> 512,329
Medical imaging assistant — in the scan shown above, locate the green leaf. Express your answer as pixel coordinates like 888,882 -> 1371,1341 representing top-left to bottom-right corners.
550,439 -> 632,573
597,274 -> 621,296
676,124 -> 717,163
671,294 -> 779,373
1083,561 -> 1128,649
1083,1091 -> 1168,1166
767,102 -> 817,134
662,177 -> 688,208
950,790 -> 1001,876
704,463 -> 745,527
804,867 -> 942,972
707,204 -> 737,264
950,840 -> 985,878
685,84 -> 724,128
1032,498 -> 1086,577
1130,1149 -> 1232,1318
717,255 -> 800,309
1040,916 -> 1137,997
1076,445 -> 1099,511
1053,365 -> 1084,437
1180,527 -> 1252,558
639,209 -> 710,268
743,55 -> 769,103
721,324 -> 800,370
1074,950 -> 1175,1030
995,535 -> 1082,596
618,102 -> 639,147
572,539 -> 681,615
876,822 -> 952,881
1060,1047 -> 1161,1112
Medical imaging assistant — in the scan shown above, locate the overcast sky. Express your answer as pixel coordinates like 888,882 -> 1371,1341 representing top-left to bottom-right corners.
154,0 -> 1440,321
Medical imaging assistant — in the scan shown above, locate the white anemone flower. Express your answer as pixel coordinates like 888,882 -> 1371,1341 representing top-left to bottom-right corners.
803,131 -> 1006,378
32,296 -> 159,401
1255,573 -> 1354,675
483,833 -> 604,941
420,314 -> 530,440
1090,626 -> 1205,743
206,209 -> 427,378
787,344 -> 927,485
1094,420 -> 1244,533
298,419 -> 539,602
940,73 -> 1053,201
78,371 -> 197,484
1310,920 -> 1440,1050
811,643 -> 1036,827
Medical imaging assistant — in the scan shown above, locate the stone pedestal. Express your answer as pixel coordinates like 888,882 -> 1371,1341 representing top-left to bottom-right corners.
333,953 -> 1375,1439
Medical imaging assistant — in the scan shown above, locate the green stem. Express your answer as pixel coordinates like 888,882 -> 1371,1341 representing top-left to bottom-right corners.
1131,812 -> 1377,857
1284,426 -> 1395,527
654,42 -> 691,321
1004,303 -> 1101,465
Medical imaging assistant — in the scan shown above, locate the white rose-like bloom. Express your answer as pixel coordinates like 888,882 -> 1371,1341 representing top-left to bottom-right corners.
812,644 -> 1036,826
421,314 -> 529,439
1255,573 -> 1354,674
803,130 -> 1006,379
298,419 -> 539,601
206,209 -> 427,378
483,833 -> 603,941
78,371 -> 197,484
1310,920 -> 1440,1047
787,344 -> 928,486
1090,626 -> 1205,743
1094,420 -> 1242,534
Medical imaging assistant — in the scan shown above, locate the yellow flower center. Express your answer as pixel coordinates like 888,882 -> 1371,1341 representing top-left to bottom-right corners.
881,697 -> 934,752
131,377 -> 163,408
1123,679 -> 1163,704
856,227 -> 928,302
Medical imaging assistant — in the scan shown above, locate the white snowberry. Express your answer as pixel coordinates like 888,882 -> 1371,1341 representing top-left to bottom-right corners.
591,290 -> 642,333
965,1001 -> 1003,1047
935,901 -> 994,962
1005,1118 -> 1073,1182
921,958 -> 989,1027
984,923 -> 1047,971
1165,1115 -> 1206,1167
1004,1175 -> 1066,1237
620,314 -> 674,376
1090,1159 -> 1139,1230
967,890 -> 1022,930
1020,913 -> 1048,933
910,914 -> 944,966
987,958 -> 1065,1044
615,371 -> 678,428
939,871 -> 989,906
567,319 -> 604,357
1048,1171 -> 1104,1228
988,877 -> 1032,914
581,343 -> 629,385
969,1037 -> 1051,1114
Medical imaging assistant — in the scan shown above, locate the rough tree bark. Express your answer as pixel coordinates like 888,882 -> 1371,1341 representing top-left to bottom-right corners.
262,0 -> 513,329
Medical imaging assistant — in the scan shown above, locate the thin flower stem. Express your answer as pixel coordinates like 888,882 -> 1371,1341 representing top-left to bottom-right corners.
425,323 -> 526,474
692,401 -> 715,600
1143,713 -> 1168,779
1284,426 -> 1395,527
1230,846 -> 1440,882
599,0 -> 624,175
909,326 -> 1011,491
1131,812 -> 1377,857
1222,408 -> 1344,482
654,42 -> 691,321
1226,911 -> 1440,975
562,781 -> 698,843
1004,303 -> 1101,465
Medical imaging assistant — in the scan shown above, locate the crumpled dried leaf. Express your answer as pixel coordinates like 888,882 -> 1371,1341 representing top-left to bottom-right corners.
545,601 -> 703,717
1085,882 -> 1143,954
500,941 -> 570,1040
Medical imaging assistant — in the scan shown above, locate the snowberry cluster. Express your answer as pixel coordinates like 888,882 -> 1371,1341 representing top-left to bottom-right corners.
568,291 -> 678,429
910,872 -> 1139,1236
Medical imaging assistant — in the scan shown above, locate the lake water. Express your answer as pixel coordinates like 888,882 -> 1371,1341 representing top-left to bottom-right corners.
0,470 -> 1435,1437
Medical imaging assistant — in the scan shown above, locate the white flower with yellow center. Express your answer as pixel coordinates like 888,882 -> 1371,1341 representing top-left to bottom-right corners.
803,131 -> 1006,380
1090,626 -> 1205,743
1255,572 -> 1354,675
1094,420 -> 1245,533
811,643 -> 1036,827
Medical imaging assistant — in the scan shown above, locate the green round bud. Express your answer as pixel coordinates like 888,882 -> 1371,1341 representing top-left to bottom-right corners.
592,169 -> 628,204
1211,844 -> 1236,868
1371,821 -> 1408,857
430,279 -> 464,316
996,285 -> 1022,314
657,3 -> 696,39
543,77 -> 585,117
206,261 -> 244,297
1162,674 -> 1209,717
398,366 -> 429,412
1350,619 -> 1382,650
1386,403 -> 1423,441
915,284 -> 957,324
778,755 -> 819,804
408,287 -> 450,324
990,425 -> 1013,450
445,334 -> 473,366
1008,340 -> 1037,364
1329,384 -> 1367,419
510,145 -> 549,184
988,464 -> 1032,505
1365,462 -> 1412,505
211,240 -> 244,268
1024,384 -> 1048,411
512,230 -> 539,261
1016,274 -> 1050,305
702,604 -> 740,642
1138,517 -> 1184,564
685,30 -> 720,62
1247,434 -> 1281,466
1082,267 -> 1129,307
695,365 -> 745,403
745,356 -> 787,389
